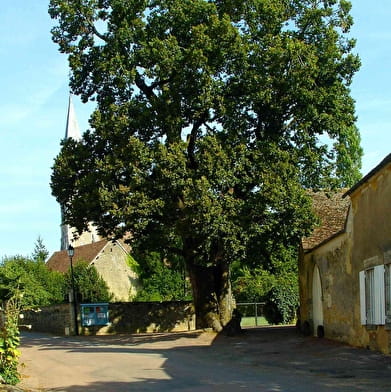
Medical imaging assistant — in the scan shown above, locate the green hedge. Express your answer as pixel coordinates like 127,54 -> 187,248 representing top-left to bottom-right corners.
263,281 -> 299,325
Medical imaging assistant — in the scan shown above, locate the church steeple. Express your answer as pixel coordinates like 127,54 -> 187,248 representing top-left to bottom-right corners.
65,95 -> 81,141
60,95 -> 101,250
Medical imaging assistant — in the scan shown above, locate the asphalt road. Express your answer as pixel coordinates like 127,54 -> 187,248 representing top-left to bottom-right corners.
19,327 -> 391,391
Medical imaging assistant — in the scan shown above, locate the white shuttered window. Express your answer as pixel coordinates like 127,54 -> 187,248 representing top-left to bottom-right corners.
359,265 -> 385,325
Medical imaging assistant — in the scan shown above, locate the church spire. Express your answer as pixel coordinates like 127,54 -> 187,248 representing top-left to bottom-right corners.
60,95 -> 102,250
65,95 -> 81,141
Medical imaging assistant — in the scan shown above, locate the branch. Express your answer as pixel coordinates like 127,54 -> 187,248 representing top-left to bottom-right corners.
89,21 -> 107,42
74,5 -> 108,43
150,76 -> 175,90
135,72 -> 157,101
187,115 -> 206,169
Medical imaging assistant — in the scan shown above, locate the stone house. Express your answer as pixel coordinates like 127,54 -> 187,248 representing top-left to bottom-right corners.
47,239 -> 139,302
299,153 -> 391,354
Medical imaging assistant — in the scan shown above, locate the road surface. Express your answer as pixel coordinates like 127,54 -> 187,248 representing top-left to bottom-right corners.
19,327 -> 391,391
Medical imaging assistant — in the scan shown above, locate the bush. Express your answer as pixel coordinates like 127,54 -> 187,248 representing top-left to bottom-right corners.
0,256 -> 66,307
263,276 -> 299,325
0,292 -> 22,385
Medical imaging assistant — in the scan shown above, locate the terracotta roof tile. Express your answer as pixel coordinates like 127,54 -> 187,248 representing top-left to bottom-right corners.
302,191 -> 350,252
46,240 -> 108,273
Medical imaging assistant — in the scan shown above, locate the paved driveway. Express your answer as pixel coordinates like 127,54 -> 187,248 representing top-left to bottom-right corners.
19,327 -> 391,391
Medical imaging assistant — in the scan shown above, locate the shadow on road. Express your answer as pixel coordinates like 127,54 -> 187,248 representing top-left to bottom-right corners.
19,327 -> 391,392
21,330 -> 204,349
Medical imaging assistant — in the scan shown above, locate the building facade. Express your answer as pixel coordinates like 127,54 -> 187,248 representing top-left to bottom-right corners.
299,154 -> 391,354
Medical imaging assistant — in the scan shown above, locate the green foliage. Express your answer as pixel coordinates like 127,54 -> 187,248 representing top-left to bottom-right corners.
232,266 -> 275,303
233,246 -> 299,325
133,252 -> 191,302
0,256 -> 66,307
126,255 -> 139,271
263,274 -> 299,325
49,0 -> 362,327
66,261 -> 113,303
31,236 -> 49,262
232,245 -> 298,297
0,291 -> 22,385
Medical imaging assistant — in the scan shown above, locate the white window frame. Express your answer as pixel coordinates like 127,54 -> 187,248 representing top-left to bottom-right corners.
359,265 -> 385,325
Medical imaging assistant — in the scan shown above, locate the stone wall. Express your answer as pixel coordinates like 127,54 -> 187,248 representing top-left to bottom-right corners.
21,304 -> 72,335
348,163 -> 391,353
83,301 -> 195,335
299,197 -> 355,343
299,233 -> 354,342
21,301 -> 195,336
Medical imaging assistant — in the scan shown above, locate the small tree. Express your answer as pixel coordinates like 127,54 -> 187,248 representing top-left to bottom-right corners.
31,236 -> 49,263
65,261 -> 113,303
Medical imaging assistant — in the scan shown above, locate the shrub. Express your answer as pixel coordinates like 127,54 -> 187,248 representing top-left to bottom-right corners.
263,275 -> 299,325
0,291 -> 22,385
0,256 -> 66,307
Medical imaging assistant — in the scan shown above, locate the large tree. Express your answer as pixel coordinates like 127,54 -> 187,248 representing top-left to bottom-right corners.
49,0 -> 362,331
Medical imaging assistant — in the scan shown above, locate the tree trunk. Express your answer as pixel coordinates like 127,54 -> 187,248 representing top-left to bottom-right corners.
186,259 -> 235,332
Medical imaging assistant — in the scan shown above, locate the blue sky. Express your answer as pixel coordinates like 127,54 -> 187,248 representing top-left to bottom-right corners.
0,1 -> 390,258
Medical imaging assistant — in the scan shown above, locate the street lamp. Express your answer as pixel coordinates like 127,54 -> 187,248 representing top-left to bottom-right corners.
67,244 -> 79,336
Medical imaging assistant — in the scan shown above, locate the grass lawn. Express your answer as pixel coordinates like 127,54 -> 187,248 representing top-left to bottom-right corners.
241,316 -> 269,327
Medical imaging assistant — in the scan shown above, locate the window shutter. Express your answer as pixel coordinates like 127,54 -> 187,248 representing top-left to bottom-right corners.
359,270 -> 366,325
374,265 -> 385,325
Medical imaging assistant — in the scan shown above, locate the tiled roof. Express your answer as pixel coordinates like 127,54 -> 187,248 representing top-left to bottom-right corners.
302,191 -> 350,252
46,240 -> 108,273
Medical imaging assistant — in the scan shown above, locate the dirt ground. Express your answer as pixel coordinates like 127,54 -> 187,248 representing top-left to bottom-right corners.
17,326 -> 391,391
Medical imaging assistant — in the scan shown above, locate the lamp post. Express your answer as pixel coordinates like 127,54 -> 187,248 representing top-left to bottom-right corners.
67,244 -> 79,336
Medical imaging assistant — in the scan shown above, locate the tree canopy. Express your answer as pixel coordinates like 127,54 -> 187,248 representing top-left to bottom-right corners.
133,251 -> 191,302
0,256 -> 65,307
49,0 -> 362,330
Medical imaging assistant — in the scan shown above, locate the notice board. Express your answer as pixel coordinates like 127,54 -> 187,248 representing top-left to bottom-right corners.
80,303 -> 109,326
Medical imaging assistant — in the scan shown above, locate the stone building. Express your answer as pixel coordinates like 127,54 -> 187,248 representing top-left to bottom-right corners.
47,239 -> 139,301
299,153 -> 391,354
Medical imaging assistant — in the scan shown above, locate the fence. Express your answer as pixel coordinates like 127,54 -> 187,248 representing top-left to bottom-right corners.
236,302 -> 268,327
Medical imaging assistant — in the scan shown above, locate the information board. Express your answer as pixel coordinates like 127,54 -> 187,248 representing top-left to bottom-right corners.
80,303 -> 109,327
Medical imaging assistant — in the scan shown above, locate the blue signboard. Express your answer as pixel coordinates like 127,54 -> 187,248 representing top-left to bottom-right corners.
80,303 -> 109,327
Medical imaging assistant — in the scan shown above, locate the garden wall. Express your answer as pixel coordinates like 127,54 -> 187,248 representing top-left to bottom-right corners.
21,303 -> 72,335
21,301 -> 195,335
